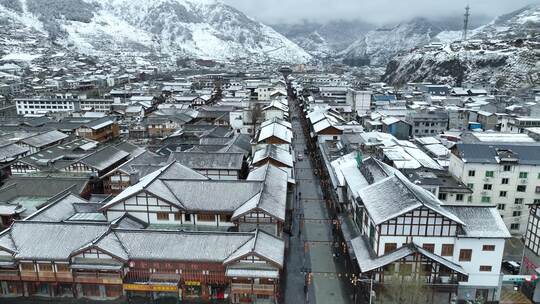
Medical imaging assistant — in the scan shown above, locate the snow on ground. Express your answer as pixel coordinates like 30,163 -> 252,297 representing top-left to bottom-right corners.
435,31 -> 462,43
0,53 -> 42,61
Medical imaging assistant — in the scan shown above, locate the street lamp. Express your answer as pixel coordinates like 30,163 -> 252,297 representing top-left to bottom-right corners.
352,275 -> 374,304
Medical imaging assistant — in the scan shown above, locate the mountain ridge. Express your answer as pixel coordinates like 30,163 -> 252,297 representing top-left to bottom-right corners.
0,0 -> 313,63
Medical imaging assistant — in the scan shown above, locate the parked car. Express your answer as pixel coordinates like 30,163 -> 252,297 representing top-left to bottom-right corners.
297,153 -> 304,161
502,260 -> 521,274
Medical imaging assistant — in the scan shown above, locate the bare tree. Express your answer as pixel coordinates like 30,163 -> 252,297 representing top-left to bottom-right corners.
250,103 -> 263,136
379,268 -> 430,304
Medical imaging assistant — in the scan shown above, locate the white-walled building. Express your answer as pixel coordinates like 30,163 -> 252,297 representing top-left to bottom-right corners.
101,162 -> 289,237
346,89 -> 372,116
347,159 -> 510,302
448,143 -> 540,234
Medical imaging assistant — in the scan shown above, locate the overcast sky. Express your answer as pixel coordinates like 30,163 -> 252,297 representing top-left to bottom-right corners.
223,0 -> 537,25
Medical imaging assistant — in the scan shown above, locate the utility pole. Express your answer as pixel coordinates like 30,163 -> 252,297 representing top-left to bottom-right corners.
462,5 -> 470,41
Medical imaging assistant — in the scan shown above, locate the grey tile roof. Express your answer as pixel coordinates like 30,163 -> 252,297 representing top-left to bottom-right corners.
105,229 -> 284,266
252,145 -> 293,167
21,130 -> 68,148
24,193 -> 90,222
5,221 -> 109,260
16,138 -> 98,171
79,146 -> 130,171
163,180 -> 261,211
169,151 -> 244,170
105,162 -> 288,219
358,172 -> 463,225
0,143 -> 28,162
454,143 -> 540,165
0,176 -> 89,201
443,205 -> 510,238
113,150 -> 168,176
351,236 -> 467,275
233,164 -> 288,221
103,162 -> 209,208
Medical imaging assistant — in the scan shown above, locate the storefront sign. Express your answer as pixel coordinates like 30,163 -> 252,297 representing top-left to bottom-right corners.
185,281 -> 201,286
123,283 -> 178,292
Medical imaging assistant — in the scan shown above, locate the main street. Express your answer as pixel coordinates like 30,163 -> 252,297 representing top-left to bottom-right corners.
283,85 -> 351,304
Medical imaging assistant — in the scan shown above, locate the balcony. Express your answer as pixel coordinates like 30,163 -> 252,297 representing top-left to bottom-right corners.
0,270 -> 20,280
36,271 -> 57,282
231,283 -> 275,293
20,271 -> 38,281
74,272 -> 122,284
56,272 -> 74,281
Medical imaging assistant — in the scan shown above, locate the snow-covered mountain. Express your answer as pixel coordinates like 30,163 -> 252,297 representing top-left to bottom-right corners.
339,18 -> 446,67
382,5 -> 540,90
472,3 -> 540,40
436,4 -> 540,43
272,20 -> 374,58
0,0 -> 312,63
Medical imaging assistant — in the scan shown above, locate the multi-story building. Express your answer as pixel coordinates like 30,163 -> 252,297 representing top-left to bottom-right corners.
101,163 -> 289,237
502,117 -> 540,134
15,97 -> 115,115
347,160 -> 510,302
0,221 -> 284,303
406,109 -> 449,137
448,143 -> 540,234
75,118 -> 120,143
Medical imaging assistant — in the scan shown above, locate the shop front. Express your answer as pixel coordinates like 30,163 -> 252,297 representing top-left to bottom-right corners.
124,283 -> 179,302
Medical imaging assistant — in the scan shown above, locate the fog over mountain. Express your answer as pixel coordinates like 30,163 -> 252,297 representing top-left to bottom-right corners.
224,0 -> 537,25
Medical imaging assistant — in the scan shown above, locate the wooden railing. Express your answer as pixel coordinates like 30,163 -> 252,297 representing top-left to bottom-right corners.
231,283 -> 275,291
74,272 -> 122,284
0,270 -> 19,280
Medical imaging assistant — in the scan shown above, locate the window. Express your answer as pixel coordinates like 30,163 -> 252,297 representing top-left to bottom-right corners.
538,173 -> 540,179
467,196 -> 473,203
517,185 -> 526,192
441,244 -> 454,256
56,264 -> 70,272
220,214 -> 232,222
438,193 -> 447,200
105,285 -> 122,298
197,214 -> 216,221
479,265 -> 492,272
503,165 -> 512,172
456,194 -> 464,201
482,245 -> 495,251
535,199 -> 540,205
384,243 -> 397,253
513,211 -> 522,217
20,263 -> 35,271
38,264 -> 53,272
519,172 -> 528,179
459,249 -> 472,261
383,264 -> 395,274
515,198 -> 523,205
483,184 -> 492,190
184,213 -> 191,221
497,204 -> 506,210
536,186 -> 540,193
485,171 -> 494,177
467,183 -> 474,190
502,178 -> 509,185
174,213 -> 182,221
82,284 -> 100,297
422,244 -> 435,253
481,196 -> 491,203
399,264 -> 412,275
468,170 -> 476,177
500,191 -> 507,197
156,212 -> 169,221
510,223 -> 520,230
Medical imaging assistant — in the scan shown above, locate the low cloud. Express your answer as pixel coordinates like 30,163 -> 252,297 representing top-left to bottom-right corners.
224,0 -> 537,25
